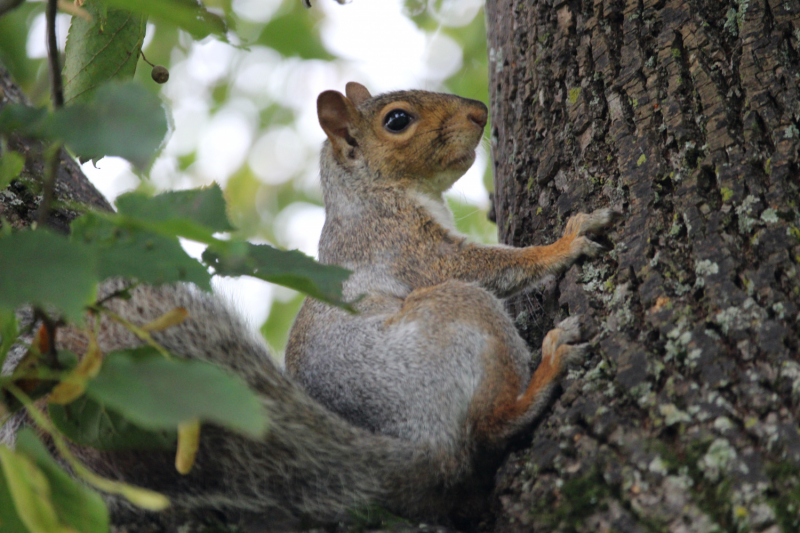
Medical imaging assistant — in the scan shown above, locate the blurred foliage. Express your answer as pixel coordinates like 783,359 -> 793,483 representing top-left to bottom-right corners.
0,82 -> 168,168
257,1 -> 334,60
0,1 -> 47,102
0,0 -> 495,354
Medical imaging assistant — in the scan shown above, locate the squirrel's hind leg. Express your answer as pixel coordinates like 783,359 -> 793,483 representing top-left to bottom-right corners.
471,315 -> 590,446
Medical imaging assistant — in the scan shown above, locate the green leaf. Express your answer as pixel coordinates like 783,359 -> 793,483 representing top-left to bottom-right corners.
0,106 -> 49,137
71,213 -> 212,290
0,1 -> 44,93
0,150 -> 25,189
15,429 -> 109,533
63,1 -> 148,104
99,0 -> 227,39
54,82 -> 167,168
0,444 -> 71,533
0,230 -> 97,323
0,309 -> 18,372
115,184 -> 234,238
85,348 -> 267,438
0,453 -> 30,532
50,397 -> 176,451
0,82 -> 167,169
258,2 -> 333,60
203,242 -> 353,309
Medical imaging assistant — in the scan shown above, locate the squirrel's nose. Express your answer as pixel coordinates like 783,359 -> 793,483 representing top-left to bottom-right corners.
467,106 -> 488,129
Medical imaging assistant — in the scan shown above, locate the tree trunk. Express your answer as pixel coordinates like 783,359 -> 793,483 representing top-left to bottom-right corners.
486,0 -> 800,531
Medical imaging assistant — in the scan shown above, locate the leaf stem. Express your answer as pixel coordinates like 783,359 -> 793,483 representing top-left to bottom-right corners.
2,367 -> 66,384
35,142 -> 62,228
6,383 -> 170,510
139,50 -> 155,68
92,305 -> 172,360
94,281 -> 141,308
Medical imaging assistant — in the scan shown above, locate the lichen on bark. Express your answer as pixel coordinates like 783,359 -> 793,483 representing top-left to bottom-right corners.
486,0 -> 800,530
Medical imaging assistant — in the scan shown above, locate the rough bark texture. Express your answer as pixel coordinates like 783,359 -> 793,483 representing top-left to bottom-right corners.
0,63 -> 112,229
486,0 -> 800,531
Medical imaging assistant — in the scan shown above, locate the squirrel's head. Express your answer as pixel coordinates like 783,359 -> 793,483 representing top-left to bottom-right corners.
317,82 -> 487,195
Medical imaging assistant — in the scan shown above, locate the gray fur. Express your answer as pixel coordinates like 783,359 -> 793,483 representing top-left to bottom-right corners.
291,281 -> 532,449
67,280 -> 461,525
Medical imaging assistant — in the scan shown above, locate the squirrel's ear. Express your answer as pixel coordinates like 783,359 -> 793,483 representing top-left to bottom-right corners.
345,82 -> 371,106
318,90 -> 358,150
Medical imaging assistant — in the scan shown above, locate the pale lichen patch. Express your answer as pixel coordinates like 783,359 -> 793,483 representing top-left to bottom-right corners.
760,208 -> 779,223
659,403 -> 692,426
697,438 -> 737,482
714,298 -> 767,334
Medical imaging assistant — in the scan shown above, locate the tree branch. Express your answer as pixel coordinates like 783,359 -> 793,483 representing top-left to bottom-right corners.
38,0 -> 65,226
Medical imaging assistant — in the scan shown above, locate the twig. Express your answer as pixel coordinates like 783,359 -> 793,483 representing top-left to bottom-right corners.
35,142 -> 62,228
94,281 -> 141,307
46,0 -> 64,108
37,0 -> 65,227
139,50 -> 155,67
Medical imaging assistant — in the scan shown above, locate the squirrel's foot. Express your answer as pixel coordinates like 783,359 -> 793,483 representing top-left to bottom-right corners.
542,315 -> 591,371
565,207 -> 618,236
499,315 -> 592,438
565,208 -> 620,258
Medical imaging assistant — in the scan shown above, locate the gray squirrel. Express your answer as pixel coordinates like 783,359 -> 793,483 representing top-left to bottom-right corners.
3,83 -> 616,529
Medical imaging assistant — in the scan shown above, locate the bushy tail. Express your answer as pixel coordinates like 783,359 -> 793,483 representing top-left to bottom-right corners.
57,282 -> 464,528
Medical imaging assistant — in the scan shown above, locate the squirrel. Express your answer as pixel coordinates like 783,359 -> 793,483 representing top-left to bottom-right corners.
2,82 -> 616,530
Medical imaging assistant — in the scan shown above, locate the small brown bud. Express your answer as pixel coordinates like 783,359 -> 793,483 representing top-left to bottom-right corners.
151,65 -> 170,84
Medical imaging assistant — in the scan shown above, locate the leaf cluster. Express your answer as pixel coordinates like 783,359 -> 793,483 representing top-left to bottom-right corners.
0,1 -> 352,525
0,183 -> 351,324
0,181 -> 352,531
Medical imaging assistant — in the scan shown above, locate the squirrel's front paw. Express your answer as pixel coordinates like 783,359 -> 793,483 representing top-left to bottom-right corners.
541,315 -> 591,370
565,208 -> 619,258
564,208 -> 618,237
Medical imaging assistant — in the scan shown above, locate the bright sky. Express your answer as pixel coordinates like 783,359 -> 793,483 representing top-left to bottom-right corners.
28,0 -> 488,332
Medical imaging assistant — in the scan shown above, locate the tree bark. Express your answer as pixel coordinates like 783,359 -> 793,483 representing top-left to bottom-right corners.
486,0 -> 800,531
0,63 -> 112,230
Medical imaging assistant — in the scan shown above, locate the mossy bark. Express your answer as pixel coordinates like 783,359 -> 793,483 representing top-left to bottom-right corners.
486,0 -> 800,531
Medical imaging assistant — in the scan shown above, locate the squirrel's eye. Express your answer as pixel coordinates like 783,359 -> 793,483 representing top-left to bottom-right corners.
383,109 -> 412,132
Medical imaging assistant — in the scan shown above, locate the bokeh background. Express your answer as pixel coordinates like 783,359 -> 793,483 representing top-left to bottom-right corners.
0,0 -> 495,353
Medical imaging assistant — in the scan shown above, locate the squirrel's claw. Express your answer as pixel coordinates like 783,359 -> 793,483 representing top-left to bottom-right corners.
564,207 -> 620,260
558,342 -> 591,368
572,236 -> 607,258
553,315 -> 583,343
566,207 -> 620,237
542,315 -> 592,368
